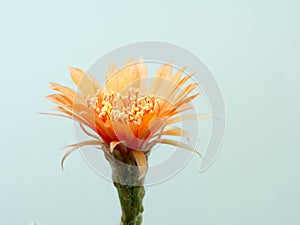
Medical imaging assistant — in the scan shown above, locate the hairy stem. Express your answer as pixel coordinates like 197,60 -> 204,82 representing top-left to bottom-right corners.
114,182 -> 145,225
105,150 -> 147,225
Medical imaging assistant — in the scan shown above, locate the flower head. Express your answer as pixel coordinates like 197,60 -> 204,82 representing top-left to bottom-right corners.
45,58 -> 203,179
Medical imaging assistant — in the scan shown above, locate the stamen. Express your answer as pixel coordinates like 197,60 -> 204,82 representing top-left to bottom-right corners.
87,88 -> 157,124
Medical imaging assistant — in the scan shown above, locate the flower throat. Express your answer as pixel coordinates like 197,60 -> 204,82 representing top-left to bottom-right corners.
87,87 -> 158,124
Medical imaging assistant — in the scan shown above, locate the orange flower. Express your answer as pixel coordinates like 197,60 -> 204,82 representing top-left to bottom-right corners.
45,58 -> 203,178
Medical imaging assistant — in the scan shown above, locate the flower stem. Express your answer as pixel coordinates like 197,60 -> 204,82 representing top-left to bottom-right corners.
105,150 -> 147,225
114,182 -> 145,225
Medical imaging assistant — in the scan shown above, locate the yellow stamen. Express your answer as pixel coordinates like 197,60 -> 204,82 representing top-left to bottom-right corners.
87,89 -> 156,124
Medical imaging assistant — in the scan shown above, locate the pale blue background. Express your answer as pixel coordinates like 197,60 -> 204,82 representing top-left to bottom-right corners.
0,0 -> 299,225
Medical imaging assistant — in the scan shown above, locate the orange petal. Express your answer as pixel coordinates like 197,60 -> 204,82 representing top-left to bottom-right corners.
162,72 -> 196,104
155,63 -> 173,80
166,113 -> 210,125
131,150 -> 148,180
174,83 -> 199,106
110,141 -> 122,153
50,82 -> 77,102
88,72 -> 104,91
153,126 -> 196,140
119,58 -> 140,92
171,66 -> 186,84
169,104 -> 194,116
106,61 -> 120,92
175,93 -> 201,108
150,139 -> 202,158
61,139 -> 103,169
136,57 -> 148,94
52,106 -> 96,131
46,94 -> 72,107
68,67 -> 96,96
79,123 -> 99,140
148,63 -> 173,95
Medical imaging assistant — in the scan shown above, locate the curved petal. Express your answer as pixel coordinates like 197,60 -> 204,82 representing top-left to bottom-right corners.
119,58 -> 140,92
106,61 -> 120,92
136,57 -> 148,94
49,82 -> 77,102
166,113 -> 210,125
46,94 -> 72,107
150,139 -> 202,158
131,150 -> 148,180
61,140 -> 103,169
152,126 -> 197,140
148,63 -> 173,96
110,141 -> 122,153
69,67 -> 96,96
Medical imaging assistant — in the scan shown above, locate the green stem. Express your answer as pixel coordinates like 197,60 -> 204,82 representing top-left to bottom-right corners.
114,182 -> 145,225
105,150 -> 147,225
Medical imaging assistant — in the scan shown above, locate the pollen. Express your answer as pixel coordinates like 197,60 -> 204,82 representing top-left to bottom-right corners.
87,88 -> 156,124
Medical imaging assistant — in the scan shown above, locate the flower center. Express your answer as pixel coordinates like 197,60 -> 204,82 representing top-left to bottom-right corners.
87,87 -> 157,124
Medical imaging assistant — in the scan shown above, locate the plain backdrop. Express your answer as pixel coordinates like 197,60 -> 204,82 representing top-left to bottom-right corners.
0,0 -> 299,225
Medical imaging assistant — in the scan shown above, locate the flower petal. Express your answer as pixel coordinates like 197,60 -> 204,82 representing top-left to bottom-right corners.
46,94 -> 72,106
131,150 -> 148,180
87,72 -> 103,91
156,63 -> 173,79
79,123 -> 99,140
61,140 -> 103,169
171,66 -> 186,84
49,82 -> 78,102
69,67 -> 96,96
169,104 -> 194,116
119,58 -> 140,92
106,61 -> 120,92
166,113 -> 210,125
110,141 -> 122,153
42,106 -> 96,132
153,126 -> 196,140
148,63 -> 173,96
175,93 -> 201,108
150,139 -> 202,158
136,57 -> 148,94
